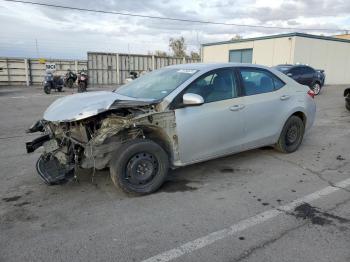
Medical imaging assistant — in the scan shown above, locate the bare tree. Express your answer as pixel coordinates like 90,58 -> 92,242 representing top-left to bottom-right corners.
154,50 -> 168,57
231,34 -> 243,41
169,37 -> 186,57
190,51 -> 201,60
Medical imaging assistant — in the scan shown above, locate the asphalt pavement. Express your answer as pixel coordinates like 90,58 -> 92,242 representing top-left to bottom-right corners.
0,85 -> 349,262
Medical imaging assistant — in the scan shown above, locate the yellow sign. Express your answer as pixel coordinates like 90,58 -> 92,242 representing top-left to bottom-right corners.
38,58 -> 46,64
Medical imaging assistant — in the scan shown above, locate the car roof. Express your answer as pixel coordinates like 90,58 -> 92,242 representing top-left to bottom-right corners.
165,62 -> 272,71
275,64 -> 313,69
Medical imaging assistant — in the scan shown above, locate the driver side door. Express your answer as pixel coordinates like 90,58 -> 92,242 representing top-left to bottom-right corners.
172,68 -> 245,165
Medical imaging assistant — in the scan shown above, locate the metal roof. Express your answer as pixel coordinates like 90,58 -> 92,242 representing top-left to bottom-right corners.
202,32 -> 350,47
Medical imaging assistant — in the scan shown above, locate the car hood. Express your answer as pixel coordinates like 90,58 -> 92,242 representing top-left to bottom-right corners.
43,91 -> 156,122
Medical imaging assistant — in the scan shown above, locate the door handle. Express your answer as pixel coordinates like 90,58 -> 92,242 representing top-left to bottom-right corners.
229,104 -> 245,111
280,95 -> 290,101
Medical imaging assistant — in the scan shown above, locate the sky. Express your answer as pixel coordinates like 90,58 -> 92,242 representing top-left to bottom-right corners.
0,0 -> 350,59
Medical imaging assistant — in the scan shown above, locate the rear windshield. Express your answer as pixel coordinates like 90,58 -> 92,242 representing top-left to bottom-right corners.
115,68 -> 198,100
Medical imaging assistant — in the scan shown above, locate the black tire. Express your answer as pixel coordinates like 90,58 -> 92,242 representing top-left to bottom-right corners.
57,86 -> 63,92
110,139 -> 169,195
67,78 -> 74,88
346,100 -> 350,111
275,116 -> 305,153
78,82 -> 86,93
44,84 -> 51,94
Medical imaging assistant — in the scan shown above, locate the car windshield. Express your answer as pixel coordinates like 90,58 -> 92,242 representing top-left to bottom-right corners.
114,68 -> 198,100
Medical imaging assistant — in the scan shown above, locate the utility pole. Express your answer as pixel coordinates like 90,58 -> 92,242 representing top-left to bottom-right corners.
35,38 -> 39,58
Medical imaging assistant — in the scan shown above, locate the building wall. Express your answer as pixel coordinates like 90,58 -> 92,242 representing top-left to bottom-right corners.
202,42 -> 254,62
333,34 -> 350,40
202,37 -> 295,66
252,37 -> 295,66
293,37 -> 350,84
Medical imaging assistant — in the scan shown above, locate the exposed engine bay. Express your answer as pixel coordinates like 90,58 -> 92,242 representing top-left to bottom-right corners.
26,94 -> 178,185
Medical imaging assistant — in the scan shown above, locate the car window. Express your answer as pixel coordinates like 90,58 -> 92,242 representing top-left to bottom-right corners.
240,68 -> 284,95
303,67 -> 315,74
184,68 -> 238,103
289,67 -> 302,75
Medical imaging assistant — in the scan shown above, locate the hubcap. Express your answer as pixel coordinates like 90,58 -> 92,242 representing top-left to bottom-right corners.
313,84 -> 320,95
125,152 -> 158,186
286,125 -> 299,145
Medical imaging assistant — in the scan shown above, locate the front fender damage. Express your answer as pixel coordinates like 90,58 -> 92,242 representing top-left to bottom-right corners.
26,106 -> 179,184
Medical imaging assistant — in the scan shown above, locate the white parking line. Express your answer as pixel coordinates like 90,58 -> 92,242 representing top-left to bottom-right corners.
142,178 -> 350,262
0,94 -> 67,100
7,94 -> 67,99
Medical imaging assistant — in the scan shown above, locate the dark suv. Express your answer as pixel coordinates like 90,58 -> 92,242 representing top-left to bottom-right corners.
274,65 -> 325,95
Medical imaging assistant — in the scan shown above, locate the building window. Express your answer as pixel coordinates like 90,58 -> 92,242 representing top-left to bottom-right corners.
229,49 -> 253,63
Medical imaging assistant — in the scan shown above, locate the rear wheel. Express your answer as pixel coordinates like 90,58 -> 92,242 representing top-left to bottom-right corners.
67,78 -> 74,88
110,139 -> 169,195
275,116 -> 305,153
312,82 -> 321,95
78,82 -> 86,92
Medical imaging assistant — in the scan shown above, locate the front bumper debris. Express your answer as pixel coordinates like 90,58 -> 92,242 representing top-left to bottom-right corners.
36,154 -> 74,185
26,134 -> 50,153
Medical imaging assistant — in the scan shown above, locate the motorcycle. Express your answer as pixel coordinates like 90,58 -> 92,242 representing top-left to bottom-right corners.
43,72 -> 64,94
64,70 -> 77,88
77,71 -> 88,92
125,71 -> 139,83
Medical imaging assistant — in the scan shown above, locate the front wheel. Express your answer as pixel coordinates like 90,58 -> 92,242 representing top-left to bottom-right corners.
312,82 -> 321,95
275,116 -> 305,153
346,98 -> 350,111
110,139 -> 169,195
44,84 -> 51,94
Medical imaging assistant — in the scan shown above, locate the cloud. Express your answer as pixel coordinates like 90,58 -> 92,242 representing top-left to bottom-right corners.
0,0 -> 349,59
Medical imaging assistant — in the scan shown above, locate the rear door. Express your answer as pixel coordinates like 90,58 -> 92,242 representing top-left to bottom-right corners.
238,67 -> 292,149
303,66 -> 316,87
288,67 -> 302,83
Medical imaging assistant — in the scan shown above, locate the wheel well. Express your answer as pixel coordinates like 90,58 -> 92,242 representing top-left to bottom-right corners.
291,111 -> 306,125
314,80 -> 321,86
138,126 -> 173,160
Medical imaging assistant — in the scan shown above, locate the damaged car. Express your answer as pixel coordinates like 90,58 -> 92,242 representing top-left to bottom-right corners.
26,63 -> 316,194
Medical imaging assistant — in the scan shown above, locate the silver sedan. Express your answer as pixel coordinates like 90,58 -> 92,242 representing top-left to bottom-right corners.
26,63 -> 316,194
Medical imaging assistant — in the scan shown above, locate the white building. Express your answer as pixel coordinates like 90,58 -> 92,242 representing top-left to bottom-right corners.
202,33 -> 350,85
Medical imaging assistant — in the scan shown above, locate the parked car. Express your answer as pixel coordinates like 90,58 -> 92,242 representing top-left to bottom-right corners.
344,88 -> 350,111
26,63 -> 316,194
274,64 -> 325,95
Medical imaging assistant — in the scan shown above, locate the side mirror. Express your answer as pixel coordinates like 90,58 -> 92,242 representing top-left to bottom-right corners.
182,93 -> 204,106
287,72 -> 293,77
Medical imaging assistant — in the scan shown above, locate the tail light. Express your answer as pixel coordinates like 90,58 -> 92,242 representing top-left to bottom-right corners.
307,90 -> 315,99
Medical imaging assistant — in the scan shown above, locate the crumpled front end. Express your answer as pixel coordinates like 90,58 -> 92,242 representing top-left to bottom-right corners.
26,119 -> 90,184
26,99 -> 178,185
